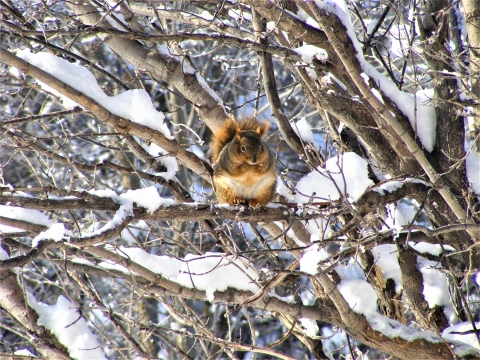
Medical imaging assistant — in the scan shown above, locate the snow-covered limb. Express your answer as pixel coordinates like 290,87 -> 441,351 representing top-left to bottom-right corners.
67,1 -> 228,133
2,0 -> 479,358
59,242 -> 480,358
0,48 -> 212,181
0,268 -> 71,359
27,294 -> 107,359
299,1 -> 477,241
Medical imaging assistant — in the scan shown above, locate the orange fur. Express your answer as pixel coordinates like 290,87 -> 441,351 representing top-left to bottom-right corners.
211,117 -> 269,163
211,116 -> 276,207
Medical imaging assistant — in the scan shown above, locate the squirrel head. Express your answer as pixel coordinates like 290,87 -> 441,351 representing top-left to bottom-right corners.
211,117 -> 271,164
232,122 -> 270,165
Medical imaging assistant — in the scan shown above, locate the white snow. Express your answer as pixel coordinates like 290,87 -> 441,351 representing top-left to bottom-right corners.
274,220 -> 311,247
175,253 -> 260,301
370,244 -> 402,291
372,178 -> 427,196
293,45 -> 328,63
14,349 -> 37,357
194,72 -> 225,108
323,72 -> 347,92
299,244 -> 330,275
443,322 -> 480,351
410,242 -> 455,256
94,203 -> 133,236
27,294 -> 106,359
372,180 -> 404,195
292,117 -> 320,151
114,247 -> 260,302
313,0 -> 437,152
87,187 -> 174,235
296,7 -> 321,29
299,318 -> 320,339
382,201 -> 423,237
0,204 -> 53,233
337,278 -> 378,314
266,21 -> 277,32
141,142 -> 179,181
32,223 -> 65,247
294,152 -> 374,203
465,143 -> 480,194
276,176 -> 294,200
121,186 -> 174,213
16,50 -> 172,139
119,246 -> 182,279
416,257 -> 456,323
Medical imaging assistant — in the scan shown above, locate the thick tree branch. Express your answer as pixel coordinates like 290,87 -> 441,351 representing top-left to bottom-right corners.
303,2 -> 478,242
0,48 -> 213,181
67,1 -> 228,132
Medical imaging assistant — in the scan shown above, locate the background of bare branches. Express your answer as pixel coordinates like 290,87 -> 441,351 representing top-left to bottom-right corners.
1,0 -> 479,359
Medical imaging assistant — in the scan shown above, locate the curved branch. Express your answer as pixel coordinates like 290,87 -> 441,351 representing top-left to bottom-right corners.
0,48 -> 213,180
67,1 -> 228,132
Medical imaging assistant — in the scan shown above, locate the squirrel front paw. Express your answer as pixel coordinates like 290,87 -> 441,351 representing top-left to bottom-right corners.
232,198 -> 248,206
247,200 -> 265,209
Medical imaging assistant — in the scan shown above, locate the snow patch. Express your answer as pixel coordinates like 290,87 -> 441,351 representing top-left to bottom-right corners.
292,117 -> 320,151
370,244 -> 402,291
299,318 -> 320,339
121,186 -> 174,213
16,50 -> 172,139
293,45 -> 328,63
294,152 -> 374,202
300,245 -> 330,275
32,223 -> 65,247
28,294 -> 106,359
111,248 -> 260,302
416,258 -> 456,323
0,205 -> 53,233
443,322 -> 480,351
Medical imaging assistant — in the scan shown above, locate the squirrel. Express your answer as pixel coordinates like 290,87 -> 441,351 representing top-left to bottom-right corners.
211,117 -> 276,207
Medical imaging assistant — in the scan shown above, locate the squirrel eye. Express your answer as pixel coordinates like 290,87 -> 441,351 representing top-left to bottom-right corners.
241,146 -> 246,152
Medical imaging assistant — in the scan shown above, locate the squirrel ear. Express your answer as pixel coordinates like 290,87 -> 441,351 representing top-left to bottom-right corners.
256,122 -> 269,137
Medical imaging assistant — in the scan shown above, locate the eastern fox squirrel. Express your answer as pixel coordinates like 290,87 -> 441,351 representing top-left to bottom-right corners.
212,117 -> 276,207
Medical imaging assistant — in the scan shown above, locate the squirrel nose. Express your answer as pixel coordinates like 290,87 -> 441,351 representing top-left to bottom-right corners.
251,156 -> 258,164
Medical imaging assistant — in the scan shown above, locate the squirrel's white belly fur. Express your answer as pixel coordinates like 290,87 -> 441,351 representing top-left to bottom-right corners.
215,172 -> 275,199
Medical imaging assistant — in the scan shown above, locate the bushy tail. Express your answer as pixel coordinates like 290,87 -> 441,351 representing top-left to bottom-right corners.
212,118 -> 236,163
211,117 -> 269,163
